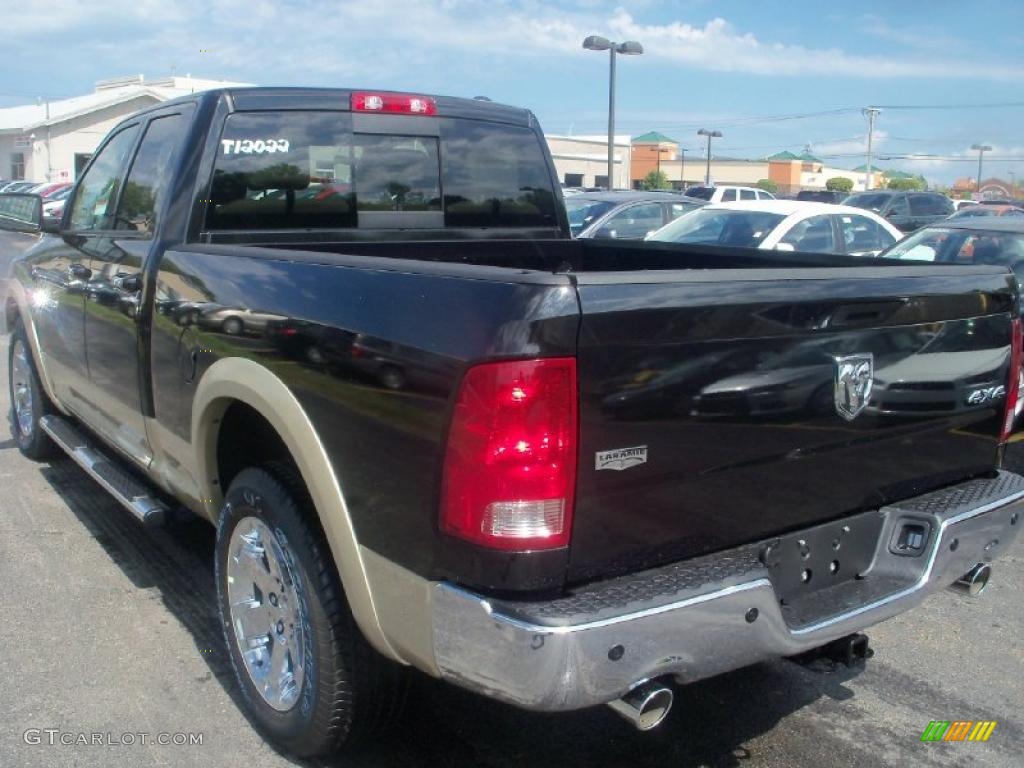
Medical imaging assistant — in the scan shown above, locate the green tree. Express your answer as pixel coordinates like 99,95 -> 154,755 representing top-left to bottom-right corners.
756,179 -> 778,194
886,176 -> 927,191
640,170 -> 671,190
825,177 -> 854,193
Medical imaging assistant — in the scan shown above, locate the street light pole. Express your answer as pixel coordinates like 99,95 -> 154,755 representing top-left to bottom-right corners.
863,106 -> 881,191
697,129 -> 722,185
606,46 -> 615,189
971,144 -> 992,196
584,35 -> 643,190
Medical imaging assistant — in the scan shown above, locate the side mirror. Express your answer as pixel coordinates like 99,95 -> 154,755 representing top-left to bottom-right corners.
0,193 -> 42,234
774,242 -> 796,252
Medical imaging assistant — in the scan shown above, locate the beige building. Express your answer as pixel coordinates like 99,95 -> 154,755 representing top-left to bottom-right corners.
0,75 -> 249,184
545,134 -> 631,189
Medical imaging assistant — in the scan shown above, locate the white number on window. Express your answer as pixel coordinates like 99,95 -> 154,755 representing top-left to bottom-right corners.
221,139 -> 290,155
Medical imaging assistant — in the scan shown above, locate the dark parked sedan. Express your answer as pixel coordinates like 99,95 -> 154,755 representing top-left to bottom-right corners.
949,204 -> 1024,220
879,217 -> 1024,280
843,190 -> 954,232
566,191 -> 706,239
795,189 -> 845,204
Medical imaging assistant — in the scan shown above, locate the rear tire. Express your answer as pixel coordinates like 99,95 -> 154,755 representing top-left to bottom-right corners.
8,325 -> 56,460
215,463 -> 407,756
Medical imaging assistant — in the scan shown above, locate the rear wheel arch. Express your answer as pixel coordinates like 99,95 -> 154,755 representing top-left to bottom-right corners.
192,357 -> 401,663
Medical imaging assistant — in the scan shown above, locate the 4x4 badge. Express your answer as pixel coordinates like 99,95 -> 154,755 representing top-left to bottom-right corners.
834,354 -> 874,421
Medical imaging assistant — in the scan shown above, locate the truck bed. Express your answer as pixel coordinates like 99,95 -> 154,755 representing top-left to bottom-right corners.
175,238 -> 1018,588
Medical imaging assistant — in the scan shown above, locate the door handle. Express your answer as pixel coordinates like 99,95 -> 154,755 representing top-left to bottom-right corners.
68,263 -> 92,280
112,274 -> 142,293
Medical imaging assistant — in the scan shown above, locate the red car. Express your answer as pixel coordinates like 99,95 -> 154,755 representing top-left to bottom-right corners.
949,203 -> 1024,220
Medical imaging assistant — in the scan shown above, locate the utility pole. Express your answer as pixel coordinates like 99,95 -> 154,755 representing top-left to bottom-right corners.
697,129 -> 722,185
679,147 -> 686,189
863,107 -> 881,191
971,144 -> 992,197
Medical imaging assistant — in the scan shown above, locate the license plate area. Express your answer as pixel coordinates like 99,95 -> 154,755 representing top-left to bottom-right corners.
760,510 -> 886,605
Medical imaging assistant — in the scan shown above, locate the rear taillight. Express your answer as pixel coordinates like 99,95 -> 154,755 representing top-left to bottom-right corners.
351,91 -> 437,115
440,358 -> 577,551
1001,317 -> 1023,443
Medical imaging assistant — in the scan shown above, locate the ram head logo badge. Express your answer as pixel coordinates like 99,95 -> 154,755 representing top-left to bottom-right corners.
834,354 -> 874,421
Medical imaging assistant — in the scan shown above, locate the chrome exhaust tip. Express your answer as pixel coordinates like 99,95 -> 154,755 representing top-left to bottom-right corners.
954,563 -> 991,597
607,681 -> 674,731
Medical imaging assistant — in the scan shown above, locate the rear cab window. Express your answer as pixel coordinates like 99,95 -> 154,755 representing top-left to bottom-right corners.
204,111 -> 557,232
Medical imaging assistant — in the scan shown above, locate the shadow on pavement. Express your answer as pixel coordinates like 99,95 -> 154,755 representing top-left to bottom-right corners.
38,456 -> 868,768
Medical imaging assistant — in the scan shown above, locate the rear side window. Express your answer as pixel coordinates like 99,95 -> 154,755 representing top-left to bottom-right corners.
740,189 -> 756,200
909,193 -> 954,216
116,113 -> 189,237
780,214 -> 837,253
440,119 -> 557,227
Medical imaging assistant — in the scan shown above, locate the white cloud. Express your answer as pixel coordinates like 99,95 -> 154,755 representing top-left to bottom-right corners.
8,1 -> 1024,85
607,10 -> 1024,81
813,131 -> 889,159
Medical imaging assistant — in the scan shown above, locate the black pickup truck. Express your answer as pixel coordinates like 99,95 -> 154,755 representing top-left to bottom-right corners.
2,88 -> 1023,757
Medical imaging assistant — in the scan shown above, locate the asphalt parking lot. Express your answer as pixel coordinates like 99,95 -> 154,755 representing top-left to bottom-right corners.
0,230 -> 1022,767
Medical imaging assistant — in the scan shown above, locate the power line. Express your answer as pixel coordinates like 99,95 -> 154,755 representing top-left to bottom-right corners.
876,100 -> 1024,109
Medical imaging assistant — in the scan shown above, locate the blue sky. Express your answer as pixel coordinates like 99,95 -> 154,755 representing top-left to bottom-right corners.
5,0 -> 1023,183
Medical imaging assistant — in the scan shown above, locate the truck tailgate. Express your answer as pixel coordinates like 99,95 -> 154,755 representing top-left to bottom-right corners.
569,265 -> 1017,582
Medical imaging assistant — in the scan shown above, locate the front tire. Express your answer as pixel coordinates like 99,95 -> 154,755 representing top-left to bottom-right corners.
8,326 -> 56,460
214,464 -> 406,756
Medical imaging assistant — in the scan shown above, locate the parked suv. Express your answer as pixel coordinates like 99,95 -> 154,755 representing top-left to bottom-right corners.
842,190 -> 954,233
684,185 -> 775,203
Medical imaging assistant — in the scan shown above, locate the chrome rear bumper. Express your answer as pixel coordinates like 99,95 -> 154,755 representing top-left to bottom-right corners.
431,471 -> 1024,711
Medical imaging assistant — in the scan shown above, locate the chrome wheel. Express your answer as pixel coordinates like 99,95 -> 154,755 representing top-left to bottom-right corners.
226,516 -> 306,712
11,339 -> 35,438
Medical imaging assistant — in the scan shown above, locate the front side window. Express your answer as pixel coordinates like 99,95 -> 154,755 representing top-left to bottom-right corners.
116,113 -> 188,237
845,193 -> 891,213
565,198 -> 616,236
720,188 -> 737,202
888,195 -> 910,217
780,214 -> 837,253
596,203 -> 663,239
68,125 -> 140,231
